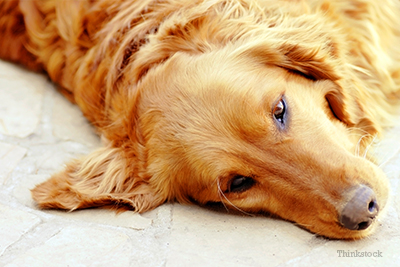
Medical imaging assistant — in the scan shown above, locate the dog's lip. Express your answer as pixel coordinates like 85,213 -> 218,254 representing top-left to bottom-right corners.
336,216 -> 378,231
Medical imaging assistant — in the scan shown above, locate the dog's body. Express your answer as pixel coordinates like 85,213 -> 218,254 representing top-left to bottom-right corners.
1,0 -> 399,239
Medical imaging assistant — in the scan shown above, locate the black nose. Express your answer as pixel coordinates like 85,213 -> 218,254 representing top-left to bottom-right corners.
340,185 -> 379,230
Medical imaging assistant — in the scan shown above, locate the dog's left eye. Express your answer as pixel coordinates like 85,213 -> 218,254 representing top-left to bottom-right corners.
228,175 -> 255,193
273,98 -> 286,125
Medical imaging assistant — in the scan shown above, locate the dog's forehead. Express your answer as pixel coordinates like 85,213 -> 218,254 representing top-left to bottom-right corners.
155,52 -> 290,108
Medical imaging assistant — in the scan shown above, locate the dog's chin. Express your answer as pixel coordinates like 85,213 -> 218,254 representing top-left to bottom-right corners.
309,208 -> 386,240
326,221 -> 379,240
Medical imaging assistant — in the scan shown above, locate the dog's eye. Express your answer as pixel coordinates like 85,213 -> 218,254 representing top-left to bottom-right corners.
228,175 -> 255,193
273,98 -> 286,124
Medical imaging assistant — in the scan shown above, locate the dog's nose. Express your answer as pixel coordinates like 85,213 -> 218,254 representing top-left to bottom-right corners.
340,185 -> 379,230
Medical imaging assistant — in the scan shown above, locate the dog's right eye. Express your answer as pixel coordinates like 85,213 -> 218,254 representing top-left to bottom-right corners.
228,175 -> 255,193
273,97 -> 287,127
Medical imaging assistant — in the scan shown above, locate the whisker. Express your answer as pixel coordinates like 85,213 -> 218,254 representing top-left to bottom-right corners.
363,134 -> 377,158
216,179 -> 229,212
355,133 -> 373,157
217,180 -> 254,217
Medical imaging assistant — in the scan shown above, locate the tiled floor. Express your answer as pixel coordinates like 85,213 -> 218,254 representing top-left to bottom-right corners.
0,59 -> 399,266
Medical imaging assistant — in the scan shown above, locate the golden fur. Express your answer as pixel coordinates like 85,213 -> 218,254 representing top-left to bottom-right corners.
1,0 -> 399,239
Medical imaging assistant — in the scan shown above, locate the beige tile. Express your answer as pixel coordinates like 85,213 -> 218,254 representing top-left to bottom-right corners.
0,142 -> 27,183
167,205 -> 315,267
0,61 -> 47,138
0,204 -> 41,256
6,226 -> 132,267
12,174 -> 49,208
19,142 -> 91,174
47,209 -> 152,230
52,91 -> 100,147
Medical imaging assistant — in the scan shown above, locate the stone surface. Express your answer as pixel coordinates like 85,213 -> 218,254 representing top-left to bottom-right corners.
46,209 -> 153,230
0,59 -> 399,266
0,142 -> 27,184
52,90 -> 100,146
6,226 -> 133,267
0,204 -> 41,256
0,62 -> 46,138
167,205 -> 314,267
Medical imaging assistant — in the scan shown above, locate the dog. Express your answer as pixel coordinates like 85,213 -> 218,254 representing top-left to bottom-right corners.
1,0 -> 399,240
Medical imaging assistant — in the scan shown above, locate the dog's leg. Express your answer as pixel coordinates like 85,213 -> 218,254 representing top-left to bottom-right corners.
31,146 -> 165,212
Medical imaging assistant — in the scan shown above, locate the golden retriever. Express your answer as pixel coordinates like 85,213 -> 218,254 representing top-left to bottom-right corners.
1,0 -> 399,240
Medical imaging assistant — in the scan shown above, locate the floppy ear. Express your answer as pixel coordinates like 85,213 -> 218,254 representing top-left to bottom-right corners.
31,145 -> 166,212
239,41 -> 341,81
275,43 -> 341,81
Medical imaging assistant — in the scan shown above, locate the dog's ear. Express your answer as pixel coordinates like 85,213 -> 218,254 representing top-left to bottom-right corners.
325,81 -> 380,135
238,41 -> 341,81
322,81 -> 357,127
31,146 -> 166,212
275,43 -> 341,81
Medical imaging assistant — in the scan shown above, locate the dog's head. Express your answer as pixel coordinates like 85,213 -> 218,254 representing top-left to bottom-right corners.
124,40 -> 389,240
